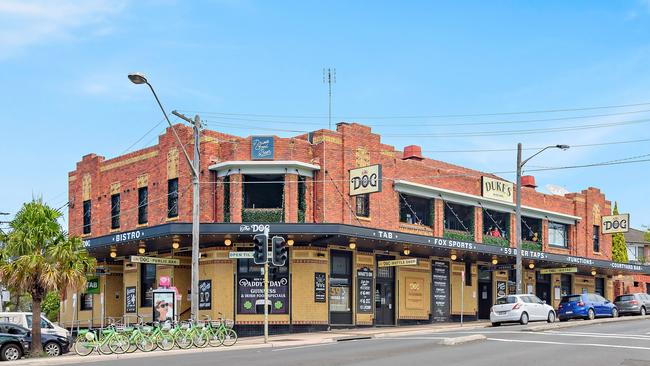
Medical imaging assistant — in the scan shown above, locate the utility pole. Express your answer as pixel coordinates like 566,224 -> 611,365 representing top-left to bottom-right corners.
172,111 -> 202,320
515,143 -> 523,295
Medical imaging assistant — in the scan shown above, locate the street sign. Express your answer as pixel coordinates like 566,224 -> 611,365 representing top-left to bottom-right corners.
540,267 -> 578,274
378,258 -> 418,268
229,251 -> 254,259
130,256 -> 180,266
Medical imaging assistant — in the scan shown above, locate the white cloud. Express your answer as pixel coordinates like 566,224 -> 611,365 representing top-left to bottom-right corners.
0,0 -> 127,60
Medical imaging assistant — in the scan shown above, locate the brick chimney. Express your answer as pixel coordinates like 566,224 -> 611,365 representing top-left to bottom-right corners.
403,145 -> 423,160
521,175 -> 537,189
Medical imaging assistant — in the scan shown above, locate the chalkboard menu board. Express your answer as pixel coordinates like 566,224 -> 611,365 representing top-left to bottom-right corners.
357,267 -> 373,313
314,272 -> 326,303
496,281 -> 506,298
199,280 -> 212,310
125,287 -> 137,313
431,261 -> 450,322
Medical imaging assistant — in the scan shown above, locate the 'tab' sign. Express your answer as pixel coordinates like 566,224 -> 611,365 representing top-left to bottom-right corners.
602,214 -> 630,234
349,164 -> 382,196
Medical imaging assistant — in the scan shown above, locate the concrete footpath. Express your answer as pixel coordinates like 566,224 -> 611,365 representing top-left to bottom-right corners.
12,322 -> 490,366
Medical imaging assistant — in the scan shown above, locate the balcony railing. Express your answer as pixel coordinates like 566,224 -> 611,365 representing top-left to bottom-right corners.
443,229 -> 474,242
242,208 -> 284,223
483,235 -> 510,248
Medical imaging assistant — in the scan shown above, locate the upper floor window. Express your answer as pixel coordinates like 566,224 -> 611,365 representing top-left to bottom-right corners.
82,200 -> 91,234
593,225 -> 600,252
548,222 -> 568,248
482,208 -> 509,240
168,178 -> 178,218
138,187 -> 148,225
443,201 -> 473,233
521,216 -> 542,243
627,245 -> 644,263
223,176 -> 231,222
110,194 -> 120,229
399,194 -> 432,226
243,174 -> 284,208
355,194 -> 369,218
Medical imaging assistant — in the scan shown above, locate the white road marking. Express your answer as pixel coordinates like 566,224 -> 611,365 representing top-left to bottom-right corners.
487,337 -> 650,351
271,343 -> 337,352
379,337 -> 447,340
545,331 -> 650,339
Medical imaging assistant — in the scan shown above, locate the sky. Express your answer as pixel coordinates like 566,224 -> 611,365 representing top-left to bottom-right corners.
1,0 -> 650,230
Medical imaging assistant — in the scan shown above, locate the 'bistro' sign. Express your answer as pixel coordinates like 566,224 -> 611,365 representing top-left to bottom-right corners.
482,176 -> 514,203
349,164 -> 381,196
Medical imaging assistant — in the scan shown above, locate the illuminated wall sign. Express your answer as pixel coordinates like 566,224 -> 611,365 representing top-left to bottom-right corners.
601,214 -> 630,234
349,164 -> 382,196
482,176 -> 514,203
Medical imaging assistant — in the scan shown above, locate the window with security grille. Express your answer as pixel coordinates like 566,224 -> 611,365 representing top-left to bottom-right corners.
138,187 -> 148,225
482,208 -> 510,239
82,200 -> 91,234
355,194 -> 369,217
168,178 -> 178,218
443,202 -> 473,232
110,194 -> 120,229
593,225 -> 600,252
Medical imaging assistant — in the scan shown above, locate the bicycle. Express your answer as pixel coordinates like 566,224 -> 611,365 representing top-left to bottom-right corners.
204,313 -> 237,347
173,320 -> 208,349
150,321 -> 176,351
124,317 -> 155,353
74,325 -> 129,356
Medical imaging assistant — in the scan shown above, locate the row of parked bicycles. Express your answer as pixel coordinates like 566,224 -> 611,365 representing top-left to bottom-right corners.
73,315 -> 238,356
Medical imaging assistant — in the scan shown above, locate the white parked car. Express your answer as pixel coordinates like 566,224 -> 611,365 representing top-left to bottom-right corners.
0,312 -> 70,339
490,294 -> 556,326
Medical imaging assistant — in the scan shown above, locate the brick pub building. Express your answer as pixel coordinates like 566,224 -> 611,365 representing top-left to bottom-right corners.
60,122 -> 650,333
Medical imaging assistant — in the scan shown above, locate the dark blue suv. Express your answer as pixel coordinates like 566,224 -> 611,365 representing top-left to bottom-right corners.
557,293 -> 618,321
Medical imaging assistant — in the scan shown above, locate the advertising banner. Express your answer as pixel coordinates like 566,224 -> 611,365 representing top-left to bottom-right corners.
152,290 -> 175,322
199,280 -> 212,310
314,272 -> 326,303
238,276 -> 288,314
125,287 -> 136,313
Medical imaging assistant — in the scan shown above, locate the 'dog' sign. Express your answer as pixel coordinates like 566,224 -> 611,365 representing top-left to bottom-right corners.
601,214 -> 630,234
349,164 -> 382,196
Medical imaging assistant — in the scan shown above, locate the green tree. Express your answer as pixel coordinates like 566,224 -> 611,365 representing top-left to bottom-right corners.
611,202 -> 629,263
0,199 -> 95,356
42,292 -> 60,322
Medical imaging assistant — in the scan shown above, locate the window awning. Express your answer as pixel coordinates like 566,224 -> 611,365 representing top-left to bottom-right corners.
209,160 -> 320,178
393,179 -> 580,225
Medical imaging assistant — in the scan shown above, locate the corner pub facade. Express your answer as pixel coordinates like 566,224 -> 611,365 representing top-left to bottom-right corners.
61,122 -> 650,334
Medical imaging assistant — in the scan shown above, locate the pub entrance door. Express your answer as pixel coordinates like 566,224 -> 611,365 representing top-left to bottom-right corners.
477,266 -> 493,319
375,256 -> 395,326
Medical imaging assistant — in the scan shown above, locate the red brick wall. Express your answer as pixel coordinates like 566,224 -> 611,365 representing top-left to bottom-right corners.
69,122 -> 615,261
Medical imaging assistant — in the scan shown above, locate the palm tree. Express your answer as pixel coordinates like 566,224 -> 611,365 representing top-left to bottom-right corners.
0,199 -> 95,356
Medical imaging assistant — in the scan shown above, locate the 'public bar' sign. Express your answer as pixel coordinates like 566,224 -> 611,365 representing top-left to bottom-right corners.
130,256 -> 180,266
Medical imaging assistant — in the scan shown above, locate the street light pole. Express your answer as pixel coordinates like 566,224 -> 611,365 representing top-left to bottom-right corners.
515,143 -> 570,294
129,73 -> 202,320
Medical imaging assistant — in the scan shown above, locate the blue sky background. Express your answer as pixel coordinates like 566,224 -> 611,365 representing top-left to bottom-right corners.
2,0 -> 650,230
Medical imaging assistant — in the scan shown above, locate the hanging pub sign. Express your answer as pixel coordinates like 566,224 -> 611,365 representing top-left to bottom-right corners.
356,268 -> 373,313
482,176 -> 514,203
198,280 -> 212,310
314,272 -> 326,303
86,277 -> 100,295
251,136 -> 275,160
125,287 -> 137,313
349,164 -> 382,196
601,214 -> 630,234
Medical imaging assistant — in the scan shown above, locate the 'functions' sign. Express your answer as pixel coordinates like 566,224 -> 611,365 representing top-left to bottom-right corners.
601,214 -> 630,234
251,136 -> 274,160
349,164 -> 382,196
482,176 -> 514,203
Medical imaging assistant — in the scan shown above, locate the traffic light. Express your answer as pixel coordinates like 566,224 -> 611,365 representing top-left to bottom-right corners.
253,233 -> 268,265
271,236 -> 287,267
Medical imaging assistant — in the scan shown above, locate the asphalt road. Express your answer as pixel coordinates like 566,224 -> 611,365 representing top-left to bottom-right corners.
57,319 -> 650,366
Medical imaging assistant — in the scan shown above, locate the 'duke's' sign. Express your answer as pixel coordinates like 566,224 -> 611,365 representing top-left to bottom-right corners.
602,214 -> 630,234
349,164 -> 381,196
482,176 -> 514,203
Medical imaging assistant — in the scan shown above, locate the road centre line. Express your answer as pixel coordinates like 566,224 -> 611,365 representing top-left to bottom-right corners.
543,331 -> 650,339
487,338 -> 650,351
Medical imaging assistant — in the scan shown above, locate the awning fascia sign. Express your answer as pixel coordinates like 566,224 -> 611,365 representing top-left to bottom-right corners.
378,258 -> 418,267
540,267 -> 578,274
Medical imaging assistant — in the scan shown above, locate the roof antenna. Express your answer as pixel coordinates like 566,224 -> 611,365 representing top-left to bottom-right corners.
323,68 -> 336,130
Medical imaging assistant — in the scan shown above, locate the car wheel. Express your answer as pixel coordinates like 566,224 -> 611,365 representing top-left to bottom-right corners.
640,307 -> 646,316
587,308 -> 595,320
0,344 -> 23,361
44,342 -> 62,357
520,312 -> 529,325
491,322 -> 500,327
612,308 -> 619,318
547,311 -> 556,323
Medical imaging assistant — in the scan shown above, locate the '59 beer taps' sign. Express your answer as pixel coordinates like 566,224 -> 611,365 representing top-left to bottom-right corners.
349,164 -> 382,196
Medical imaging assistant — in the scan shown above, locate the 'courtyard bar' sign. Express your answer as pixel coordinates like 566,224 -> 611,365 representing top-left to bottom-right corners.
130,256 -> 180,266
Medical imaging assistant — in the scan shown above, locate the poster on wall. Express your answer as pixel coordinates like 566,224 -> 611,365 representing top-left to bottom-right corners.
406,277 -> 425,310
314,272 -> 326,303
357,268 -> 373,313
199,280 -> 212,310
152,290 -> 175,322
238,276 -> 288,314
125,287 -> 136,313
431,261 -> 450,322
496,281 -> 507,298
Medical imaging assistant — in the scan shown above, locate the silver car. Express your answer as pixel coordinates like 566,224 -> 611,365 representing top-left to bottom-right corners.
490,294 -> 556,326
614,293 -> 650,316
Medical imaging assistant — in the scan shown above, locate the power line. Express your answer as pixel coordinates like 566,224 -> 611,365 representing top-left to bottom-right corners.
179,99 -> 650,120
